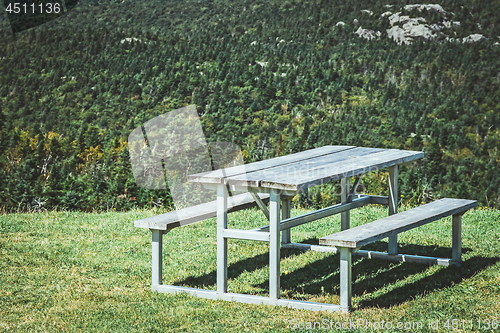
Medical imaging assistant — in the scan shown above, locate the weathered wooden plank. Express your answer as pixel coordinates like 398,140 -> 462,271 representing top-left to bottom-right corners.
225,147 -> 388,188
261,149 -> 422,190
319,199 -> 477,248
188,145 -> 356,184
226,148 -> 423,190
230,185 -> 298,196
134,192 -> 270,230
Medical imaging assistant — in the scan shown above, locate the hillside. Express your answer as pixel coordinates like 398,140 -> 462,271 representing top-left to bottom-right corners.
1,0 -> 500,211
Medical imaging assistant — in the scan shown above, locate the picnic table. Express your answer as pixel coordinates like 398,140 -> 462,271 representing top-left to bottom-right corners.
135,145 -> 476,312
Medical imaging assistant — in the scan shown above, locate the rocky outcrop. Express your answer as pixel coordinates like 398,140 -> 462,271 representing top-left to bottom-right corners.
355,27 -> 381,40
353,4 -> 492,45
388,12 -> 426,26
462,34 -> 487,43
404,4 -> 446,14
385,12 -> 434,44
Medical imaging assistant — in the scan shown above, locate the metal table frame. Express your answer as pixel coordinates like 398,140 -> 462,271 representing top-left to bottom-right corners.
151,146 -> 423,312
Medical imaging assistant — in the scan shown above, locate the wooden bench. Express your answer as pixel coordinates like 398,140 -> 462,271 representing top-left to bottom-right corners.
319,198 -> 477,312
134,192 -> 270,289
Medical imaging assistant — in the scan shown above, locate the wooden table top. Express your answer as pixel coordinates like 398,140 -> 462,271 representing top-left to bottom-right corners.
188,146 -> 424,191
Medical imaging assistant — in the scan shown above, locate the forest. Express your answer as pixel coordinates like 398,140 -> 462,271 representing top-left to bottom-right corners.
0,0 -> 499,212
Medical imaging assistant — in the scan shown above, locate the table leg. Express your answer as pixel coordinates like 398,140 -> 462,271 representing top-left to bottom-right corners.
269,189 -> 281,300
452,214 -> 462,266
217,184 -> 228,294
281,198 -> 291,244
341,177 -> 350,231
151,229 -> 163,290
388,165 -> 398,255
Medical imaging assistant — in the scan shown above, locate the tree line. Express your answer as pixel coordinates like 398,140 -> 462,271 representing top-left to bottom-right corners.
1,0 -> 499,211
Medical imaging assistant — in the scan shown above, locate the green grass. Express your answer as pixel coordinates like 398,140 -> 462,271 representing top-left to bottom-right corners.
1,205 -> 500,332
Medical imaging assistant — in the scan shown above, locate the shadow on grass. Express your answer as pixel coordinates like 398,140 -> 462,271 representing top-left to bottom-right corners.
174,247 -> 303,289
173,237 -> 494,310
355,255 -> 500,310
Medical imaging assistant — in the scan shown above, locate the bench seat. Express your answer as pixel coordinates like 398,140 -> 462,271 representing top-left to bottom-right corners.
320,198 -> 477,248
319,198 -> 477,312
134,192 -> 270,231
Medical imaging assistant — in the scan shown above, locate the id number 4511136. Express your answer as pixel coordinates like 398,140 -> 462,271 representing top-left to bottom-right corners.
442,319 -> 498,330
5,2 -> 62,14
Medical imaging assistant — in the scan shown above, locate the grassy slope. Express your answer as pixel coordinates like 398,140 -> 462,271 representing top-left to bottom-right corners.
1,0 -> 500,211
1,206 -> 499,332
0,0 -> 500,209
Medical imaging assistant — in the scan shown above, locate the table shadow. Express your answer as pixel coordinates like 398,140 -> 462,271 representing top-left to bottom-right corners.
174,247 -> 302,289
356,255 -> 500,309
270,239 -> 476,294
172,238 -> 493,311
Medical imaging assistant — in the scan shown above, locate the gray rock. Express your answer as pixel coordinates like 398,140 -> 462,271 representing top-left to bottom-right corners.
355,27 -> 381,40
462,34 -> 487,43
404,4 -> 446,14
387,26 -> 412,45
403,22 -> 435,40
389,12 -> 425,26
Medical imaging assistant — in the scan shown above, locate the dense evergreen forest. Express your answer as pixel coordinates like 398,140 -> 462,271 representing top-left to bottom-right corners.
1,0 -> 500,212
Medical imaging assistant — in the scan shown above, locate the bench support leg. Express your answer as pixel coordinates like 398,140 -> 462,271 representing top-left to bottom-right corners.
388,165 -> 398,255
270,189 -> 281,300
341,177 -> 350,231
452,214 -> 462,266
217,184 -> 229,294
151,229 -> 163,290
281,198 -> 291,244
388,234 -> 398,255
339,247 -> 352,312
